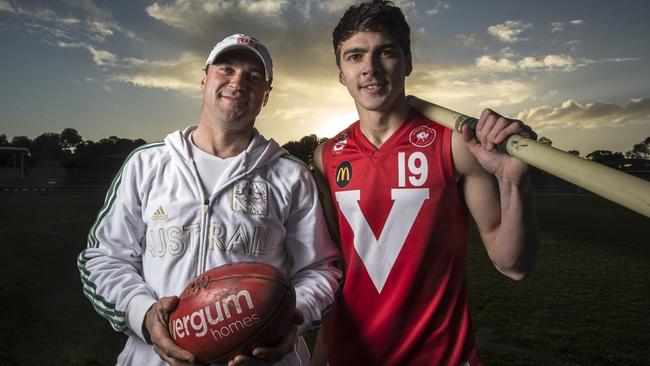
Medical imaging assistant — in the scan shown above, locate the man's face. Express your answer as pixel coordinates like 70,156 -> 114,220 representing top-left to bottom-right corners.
337,31 -> 412,113
201,50 -> 270,130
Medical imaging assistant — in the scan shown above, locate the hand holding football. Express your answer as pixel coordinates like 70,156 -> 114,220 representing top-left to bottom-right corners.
168,262 -> 296,364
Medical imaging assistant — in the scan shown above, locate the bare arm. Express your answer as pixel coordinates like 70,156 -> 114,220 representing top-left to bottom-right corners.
310,142 -> 337,365
453,109 -> 539,280
313,143 -> 340,245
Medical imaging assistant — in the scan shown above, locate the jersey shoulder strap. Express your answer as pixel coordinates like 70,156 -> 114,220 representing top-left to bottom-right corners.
321,125 -> 354,182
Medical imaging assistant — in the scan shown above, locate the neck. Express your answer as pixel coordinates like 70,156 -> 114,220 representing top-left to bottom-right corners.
357,96 -> 411,148
192,120 -> 254,158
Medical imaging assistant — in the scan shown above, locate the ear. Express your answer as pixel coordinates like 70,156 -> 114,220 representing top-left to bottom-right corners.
404,53 -> 413,77
262,86 -> 272,106
338,70 -> 347,86
200,73 -> 206,92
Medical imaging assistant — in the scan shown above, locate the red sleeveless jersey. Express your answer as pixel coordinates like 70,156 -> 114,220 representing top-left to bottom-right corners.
322,110 -> 482,366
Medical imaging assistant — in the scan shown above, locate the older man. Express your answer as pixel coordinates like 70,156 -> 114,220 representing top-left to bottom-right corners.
79,34 -> 341,366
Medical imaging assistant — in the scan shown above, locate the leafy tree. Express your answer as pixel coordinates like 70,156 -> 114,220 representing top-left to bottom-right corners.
586,150 -> 624,163
538,136 -> 552,146
61,128 -> 83,152
10,136 -> 31,149
282,134 -> 320,169
73,136 -> 146,170
625,137 -> 650,160
0,134 -> 7,145
31,132 -> 63,163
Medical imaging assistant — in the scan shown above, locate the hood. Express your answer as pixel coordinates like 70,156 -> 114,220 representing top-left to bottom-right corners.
164,126 -> 287,196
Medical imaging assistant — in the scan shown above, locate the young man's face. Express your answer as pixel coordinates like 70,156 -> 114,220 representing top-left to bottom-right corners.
337,31 -> 412,114
201,50 -> 270,130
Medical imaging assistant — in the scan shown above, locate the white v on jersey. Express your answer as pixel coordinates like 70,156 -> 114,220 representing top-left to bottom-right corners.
323,111 -> 482,366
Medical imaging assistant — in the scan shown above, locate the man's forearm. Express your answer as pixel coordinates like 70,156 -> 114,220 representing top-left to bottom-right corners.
492,176 -> 539,279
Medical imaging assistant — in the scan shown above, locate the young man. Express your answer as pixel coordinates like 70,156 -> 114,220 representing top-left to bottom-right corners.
78,34 -> 342,366
313,1 -> 539,365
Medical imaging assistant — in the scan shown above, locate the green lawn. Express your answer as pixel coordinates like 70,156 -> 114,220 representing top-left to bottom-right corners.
0,193 -> 647,365
468,194 -> 649,365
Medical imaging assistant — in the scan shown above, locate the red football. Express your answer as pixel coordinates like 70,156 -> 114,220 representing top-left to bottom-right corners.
168,262 -> 296,363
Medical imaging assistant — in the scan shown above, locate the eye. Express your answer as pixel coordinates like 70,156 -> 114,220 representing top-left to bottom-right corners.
217,66 -> 234,75
380,49 -> 397,57
347,54 -> 362,62
248,72 -> 264,84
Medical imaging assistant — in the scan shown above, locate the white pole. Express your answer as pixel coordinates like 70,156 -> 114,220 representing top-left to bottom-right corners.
407,95 -> 650,218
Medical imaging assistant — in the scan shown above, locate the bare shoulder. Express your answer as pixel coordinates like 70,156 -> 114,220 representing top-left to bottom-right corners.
450,129 -> 483,178
314,142 -> 327,175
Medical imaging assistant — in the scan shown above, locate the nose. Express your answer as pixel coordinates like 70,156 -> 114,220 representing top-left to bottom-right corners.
228,71 -> 246,90
361,55 -> 381,76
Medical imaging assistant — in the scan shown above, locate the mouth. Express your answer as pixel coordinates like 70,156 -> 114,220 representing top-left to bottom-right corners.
359,80 -> 388,94
219,92 -> 248,104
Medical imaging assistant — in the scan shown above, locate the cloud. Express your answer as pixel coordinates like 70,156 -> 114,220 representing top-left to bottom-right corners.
408,75 -> 536,114
476,55 -> 517,72
111,53 -> 204,91
517,98 -> 650,130
426,1 -> 450,16
476,54 -> 581,72
550,21 -> 565,33
407,59 -> 536,112
565,39 -> 581,51
392,0 -> 417,13
8,0 -> 643,136
473,53 -> 637,74
62,0 -> 113,20
600,57 -> 640,63
271,106 -> 312,120
4,1 -> 134,44
141,0 -> 346,90
56,41 -> 117,66
499,47 -> 518,58
454,33 -> 483,48
0,0 -> 15,13
487,20 -> 533,43
550,19 -> 584,33
317,0 -> 357,13
145,0 -> 290,35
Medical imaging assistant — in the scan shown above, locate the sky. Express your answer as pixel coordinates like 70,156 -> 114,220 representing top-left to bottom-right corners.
1,0 -> 649,156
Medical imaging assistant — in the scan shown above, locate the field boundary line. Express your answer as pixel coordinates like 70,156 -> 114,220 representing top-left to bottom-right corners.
1,223 -> 81,242
479,341 -> 583,366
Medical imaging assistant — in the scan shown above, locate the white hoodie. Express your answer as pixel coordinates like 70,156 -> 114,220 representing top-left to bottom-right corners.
78,127 -> 342,365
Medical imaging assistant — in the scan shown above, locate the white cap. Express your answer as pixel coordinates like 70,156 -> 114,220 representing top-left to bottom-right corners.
204,33 -> 273,81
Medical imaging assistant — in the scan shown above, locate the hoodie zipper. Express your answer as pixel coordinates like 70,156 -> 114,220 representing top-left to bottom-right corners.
198,197 -> 210,276
182,130 -> 281,276
187,155 -> 210,277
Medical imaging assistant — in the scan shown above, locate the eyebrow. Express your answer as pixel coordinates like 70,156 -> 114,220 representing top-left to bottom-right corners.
341,42 -> 400,57
342,47 -> 367,57
213,59 -> 264,73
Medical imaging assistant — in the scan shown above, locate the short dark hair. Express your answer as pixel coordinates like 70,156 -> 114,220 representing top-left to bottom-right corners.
332,0 -> 411,67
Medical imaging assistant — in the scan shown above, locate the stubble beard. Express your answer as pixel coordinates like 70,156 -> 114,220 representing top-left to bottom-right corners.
354,80 -> 404,113
211,88 -> 257,126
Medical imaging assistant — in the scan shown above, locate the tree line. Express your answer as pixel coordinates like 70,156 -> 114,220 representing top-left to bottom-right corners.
0,128 -> 146,170
536,136 -> 650,162
1,129 -> 648,172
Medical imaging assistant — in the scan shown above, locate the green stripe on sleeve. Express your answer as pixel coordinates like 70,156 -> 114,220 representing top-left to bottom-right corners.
78,141 -> 164,332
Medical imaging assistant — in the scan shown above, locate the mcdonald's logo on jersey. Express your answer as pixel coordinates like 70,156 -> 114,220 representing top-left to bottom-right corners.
335,161 -> 352,188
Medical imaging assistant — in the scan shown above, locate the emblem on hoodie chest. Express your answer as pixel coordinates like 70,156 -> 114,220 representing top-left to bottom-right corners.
232,179 -> 268,216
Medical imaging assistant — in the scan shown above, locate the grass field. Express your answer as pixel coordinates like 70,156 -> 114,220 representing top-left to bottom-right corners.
0,193 -> 648,365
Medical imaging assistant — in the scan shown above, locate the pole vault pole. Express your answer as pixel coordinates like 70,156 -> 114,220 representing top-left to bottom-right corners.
406,95 -> 650,218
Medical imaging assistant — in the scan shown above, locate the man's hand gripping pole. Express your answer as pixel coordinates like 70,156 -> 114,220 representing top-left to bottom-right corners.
406,95 -> 650,218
